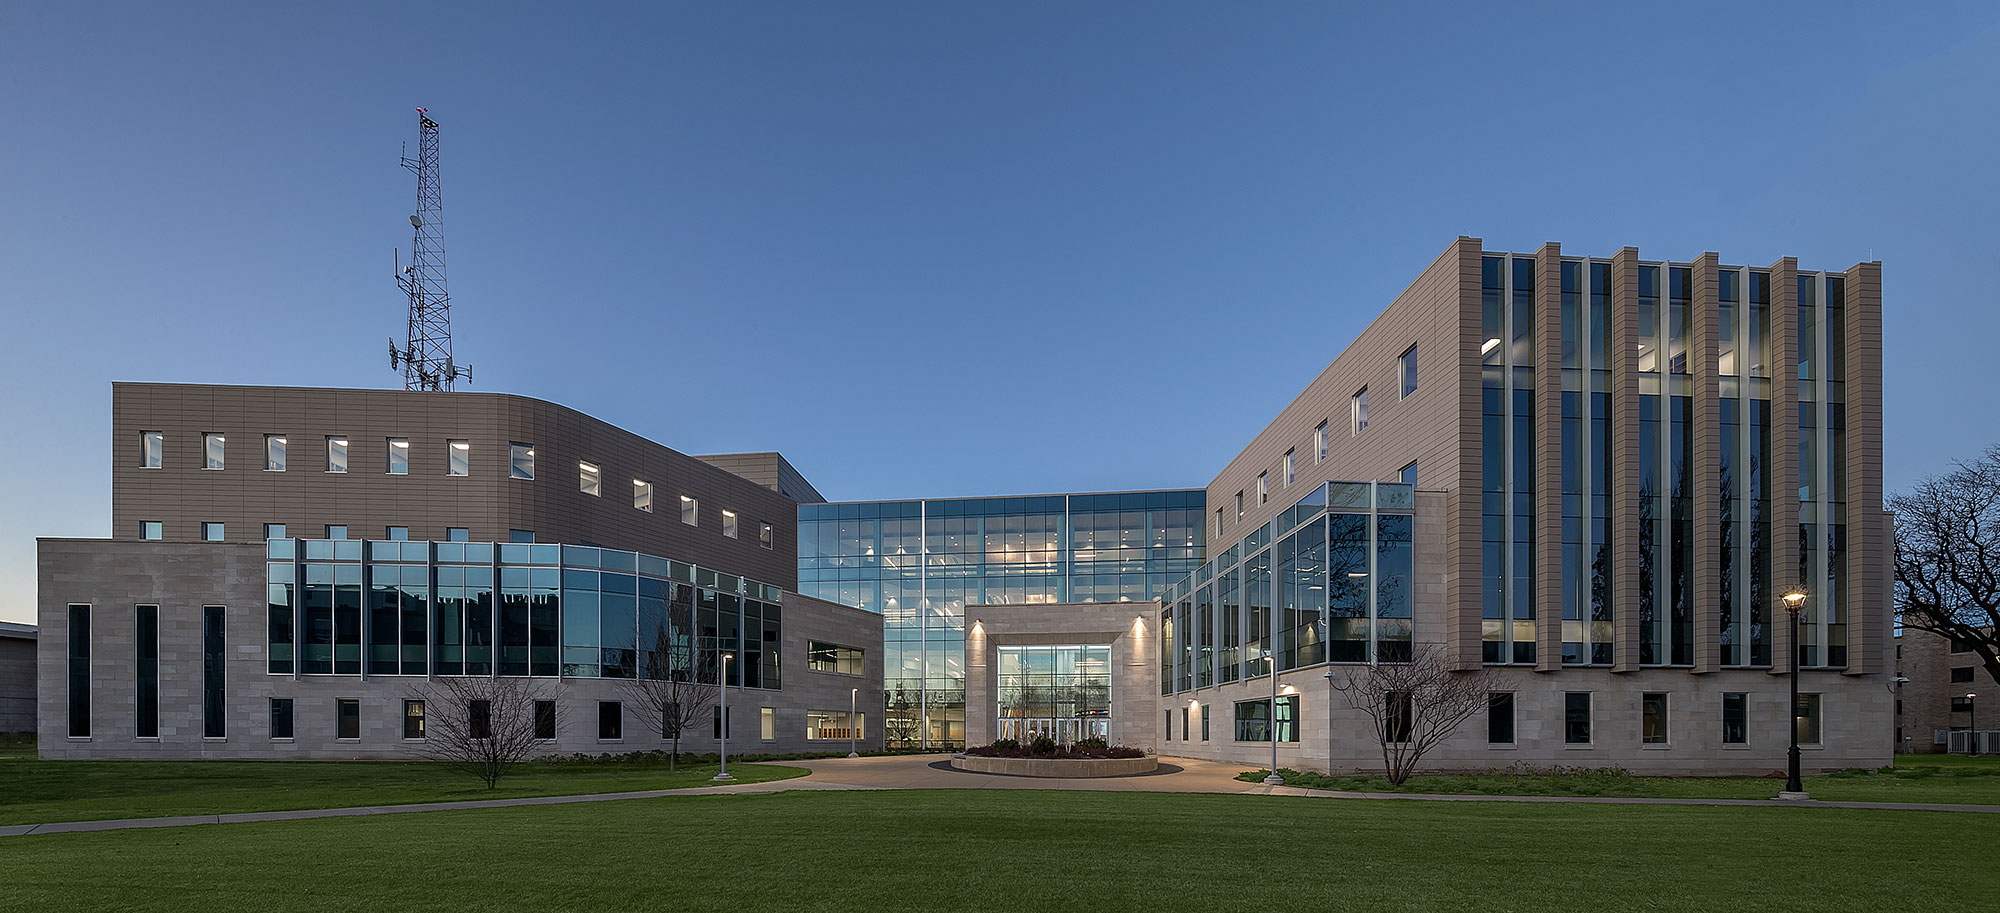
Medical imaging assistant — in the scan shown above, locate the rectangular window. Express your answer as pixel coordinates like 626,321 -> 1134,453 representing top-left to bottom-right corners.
806,710 -> 864,740
510,443 -> 535,480
1400,345 -> 1419,399
447,527 -> 469,542
1351,387 -> 1369,434
265,435 -> 286,471
263,523 -> 286,540
1315,421 -> 1328,462
336,699 -> 359,740
1951,696 -> 1974,712
534,700 -> 556,740
1165,709 -> 1173,741
1385,691 -> 1413,743
1181,705 -> 1190,740
67,604 -> 89,737
1952,667 -> 1975,683
325,525 -> 348,540
203,606 -> 225,738
447,440 -> 469,476
270,699 -> 294,739
1201,703 -> 1210,741
1234,492 -> 1244,521
1257,473 -> 1267,505
202,522 -> 224,542
759,522 -> 774,550
1233,696 -> 1300,742
579,461 -> 601,496
203,433 -> 225,470
136,605 -> 159,738
403,700 -> 426,739
509,529 -> 534,543
1400,461 -> 1418,487
387,439 -> 409,475
1642,693 -> 1669,744
141,431 -> 163,469
470,700 -> 492,740
808,641 -> 866,675
713,706 -> 731,739
681,495 -> 699,527
598,700 -> 622,740
384,526 -> 408,541
1283,450 -> 1295,487
634,480 -> 653,512
722,510 -> 739,538
1214,509 -> 1223,538
1487,692 -> 1514,744
1722,692 -> 1748,744
1951,638 -> 1973,654
139,521 -> 162,541
1564,692 -> 1592,744
1796,693 -> 1822,745
761,707 -> 776,741
326,437 -> 348,473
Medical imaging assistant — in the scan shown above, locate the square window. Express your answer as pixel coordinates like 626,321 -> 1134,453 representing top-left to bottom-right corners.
336,699 -> 360,740
759,522 -> 774,550
681,495 -> 698,527
1642,692 -> 1669,744
403,700 -> 426,739
140,521 -> 162,540
140,431 -> 163,469
326,437 -> 348,473
265,434 -> 286,471
1722,692 -> 1748,744
599,701 -> 622,740
510,443 -> 535,480
201,522 -> 224,542
448,440 -> 470,476
1351,387 -> 1369,435
579,461 -> 601,496
1399,345 -> 1418,399
1564,692 -> 1592,744
634,480 -> 653,512
326,525 -> 348,540
447,527 -> 469,542
1487,692 -> 1514,744
385,526 -> 409,541
263,523 -> 286,540
270,699 -> 294,739
203,433 -> 225,470
722,509 -> 739,539
387,439 -> 409,475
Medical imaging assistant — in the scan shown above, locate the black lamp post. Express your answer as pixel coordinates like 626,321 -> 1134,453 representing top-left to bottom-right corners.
1781,589 -> 1809,798
1968,693 -> 1979,756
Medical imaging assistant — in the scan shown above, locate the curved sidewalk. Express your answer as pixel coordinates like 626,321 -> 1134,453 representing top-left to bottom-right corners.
6,753 -> 1997,837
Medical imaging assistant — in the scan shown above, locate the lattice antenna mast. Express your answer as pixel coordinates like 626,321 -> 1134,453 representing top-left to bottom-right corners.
390,107 -> 470,391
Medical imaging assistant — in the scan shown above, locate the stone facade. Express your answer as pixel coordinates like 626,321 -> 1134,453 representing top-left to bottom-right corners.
0,622 -> 34,733
963,601 -> 1159,751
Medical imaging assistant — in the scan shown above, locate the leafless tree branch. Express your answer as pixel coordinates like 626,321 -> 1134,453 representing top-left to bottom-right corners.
1330,644 -> 1494,785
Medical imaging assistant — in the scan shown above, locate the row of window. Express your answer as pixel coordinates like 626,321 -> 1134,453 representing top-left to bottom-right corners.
67,603 -> 226,739
136,432 -> 776,548
1159,690 -> 1827,747
137,517 -> 775,551
264,698 -> 865,744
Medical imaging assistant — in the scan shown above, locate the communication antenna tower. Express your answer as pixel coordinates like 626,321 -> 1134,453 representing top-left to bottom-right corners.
390,107 -> 470,391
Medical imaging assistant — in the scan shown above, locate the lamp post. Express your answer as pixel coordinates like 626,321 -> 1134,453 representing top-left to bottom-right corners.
1968,693 -> 1979,756
1780,589 -> 1808,799
713,653 -> 735,782
1263,651 -> 1284,786
848,687 -> 860,758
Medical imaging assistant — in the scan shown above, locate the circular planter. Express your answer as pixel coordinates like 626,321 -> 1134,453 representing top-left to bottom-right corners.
951,754 -> 1158,778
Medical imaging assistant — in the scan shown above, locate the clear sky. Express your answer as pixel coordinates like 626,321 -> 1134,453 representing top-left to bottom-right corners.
3,1 -> 1997,625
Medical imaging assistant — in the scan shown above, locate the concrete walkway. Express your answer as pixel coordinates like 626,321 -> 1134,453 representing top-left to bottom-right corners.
7,753 -> 1998,837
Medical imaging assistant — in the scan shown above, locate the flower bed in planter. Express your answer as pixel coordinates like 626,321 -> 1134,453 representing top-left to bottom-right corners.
952,739 -> 1157,777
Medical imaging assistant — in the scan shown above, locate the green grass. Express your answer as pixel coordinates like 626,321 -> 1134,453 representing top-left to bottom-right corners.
1,790 -> 1994,912
0,733 -> 32,761
1239,753 -> 2000,804
0,753 -> 805,825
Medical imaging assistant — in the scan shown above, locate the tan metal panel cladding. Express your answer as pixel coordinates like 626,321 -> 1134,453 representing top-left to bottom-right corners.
1688,253 -> 1722,673
1609,248 -> 1643,673
1841,261 -> 1885,676
1533,243 -> 1563,672
1767,257 -> 1800,676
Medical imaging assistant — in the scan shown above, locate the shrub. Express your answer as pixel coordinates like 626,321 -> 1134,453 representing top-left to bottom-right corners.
1074,736 -> 1108,752
1029,735 -> 1058,756
963,741 -> 1146,760
991,738 -> 1020,752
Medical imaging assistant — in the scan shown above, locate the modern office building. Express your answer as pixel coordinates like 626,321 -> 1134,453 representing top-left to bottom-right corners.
797,491 -> 1203,747
37,384 -> 882,759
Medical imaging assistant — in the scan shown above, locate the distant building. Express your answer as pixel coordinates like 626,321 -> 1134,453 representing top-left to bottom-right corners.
1895,628 -> 1999,753
0,621 -> 35,734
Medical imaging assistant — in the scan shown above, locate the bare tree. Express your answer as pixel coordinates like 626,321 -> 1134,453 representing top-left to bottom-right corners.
622,596 -> 718,769
1329,644 -> 1493,786
1894,444 -> 2000,686
409,675 -> 551,788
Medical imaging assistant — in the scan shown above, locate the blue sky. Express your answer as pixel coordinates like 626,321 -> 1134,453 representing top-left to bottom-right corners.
3,2 -> 1997,624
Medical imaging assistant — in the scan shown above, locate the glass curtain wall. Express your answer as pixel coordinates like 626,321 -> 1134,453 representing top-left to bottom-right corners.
1482,257 -> 1537,664
997,645 -> 1111,743
798,491 -> 1203,749
1798,273 -> 1847,667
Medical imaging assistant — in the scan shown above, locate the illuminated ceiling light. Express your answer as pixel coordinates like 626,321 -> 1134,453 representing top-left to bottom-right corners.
579,462 -> 598,472
272,437 -> 286,444
1348,571 -> 1369,578
634,479 -> 647,486
1481,339 -> 1500,354
451,442 -> 469,450
391,440 -> 408,448
681,495 -> 694,503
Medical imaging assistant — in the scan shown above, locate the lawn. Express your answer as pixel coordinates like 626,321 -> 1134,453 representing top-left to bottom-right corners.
1241,752 -> 2000,804
1,790 -> 1994,912
0,752 -> 804,825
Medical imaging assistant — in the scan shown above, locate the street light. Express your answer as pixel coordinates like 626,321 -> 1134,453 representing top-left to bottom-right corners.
1263,650 -> 1284,786
848,687 -> 860,758
713,653 -> 735,782
1780,589 -> 1808,799
1968,693 -> 1979,756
